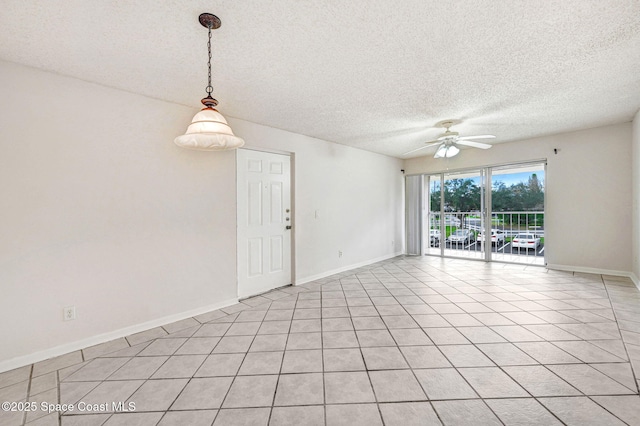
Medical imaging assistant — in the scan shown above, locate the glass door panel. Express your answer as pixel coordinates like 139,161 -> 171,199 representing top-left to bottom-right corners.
425,174 -> 442,256
442,170 -> 485,260
490,163 -> 545,265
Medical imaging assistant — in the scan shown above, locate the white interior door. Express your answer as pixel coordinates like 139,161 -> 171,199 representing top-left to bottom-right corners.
237,149 -> 292,299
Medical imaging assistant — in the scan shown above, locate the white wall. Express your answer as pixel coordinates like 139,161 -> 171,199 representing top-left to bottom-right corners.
632,110 -> 640,285
0,60 -> 403,369
404,123 -> 633,275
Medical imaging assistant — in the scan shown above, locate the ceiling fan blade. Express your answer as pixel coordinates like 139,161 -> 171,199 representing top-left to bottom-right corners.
456,140 -> 493,149
402,141 -> 440,156
458,135 -> 495,140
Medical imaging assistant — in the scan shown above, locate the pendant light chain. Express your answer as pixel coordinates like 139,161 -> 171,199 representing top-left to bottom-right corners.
174,12 -> 244,151
199,16 -> 218,108
206,25 -> 213,95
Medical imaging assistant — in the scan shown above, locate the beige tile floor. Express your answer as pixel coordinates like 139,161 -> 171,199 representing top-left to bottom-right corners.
2,256 -> 640,425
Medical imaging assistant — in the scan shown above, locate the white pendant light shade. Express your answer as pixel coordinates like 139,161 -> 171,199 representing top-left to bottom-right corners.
174,108 -> 245,151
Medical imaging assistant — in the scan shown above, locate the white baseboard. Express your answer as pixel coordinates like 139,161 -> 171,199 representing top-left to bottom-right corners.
546,264 -> 635,281
0,297 -> 238,374
295,251 -> 403,285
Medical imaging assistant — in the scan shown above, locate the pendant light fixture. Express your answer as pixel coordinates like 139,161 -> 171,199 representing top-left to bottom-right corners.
174,13 -> 245,151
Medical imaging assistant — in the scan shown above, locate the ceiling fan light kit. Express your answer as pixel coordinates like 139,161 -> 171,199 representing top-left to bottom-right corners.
403,119 -> 495,159
434,144 -> 460,158
174,13 -> 245,151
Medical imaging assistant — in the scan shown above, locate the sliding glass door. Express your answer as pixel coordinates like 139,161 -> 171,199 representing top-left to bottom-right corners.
410,161 -> 546,266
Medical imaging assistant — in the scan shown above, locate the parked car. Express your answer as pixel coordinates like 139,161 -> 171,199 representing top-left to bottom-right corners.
464,217 -> 482,227
445,215 -> 461,226
477,229 -> 505,245
429,229 -> 441,247
511,233 -> 541,250
447,229 -> 475,244
433,215 -> 461,227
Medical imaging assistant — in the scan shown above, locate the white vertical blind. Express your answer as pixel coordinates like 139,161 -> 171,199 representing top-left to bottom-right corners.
405,175 -> 423,255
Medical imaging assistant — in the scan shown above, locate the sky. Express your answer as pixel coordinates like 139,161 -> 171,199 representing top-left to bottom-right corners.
493,171 -> 545,187
427,169 -> 546,213
430,170 -> 546,190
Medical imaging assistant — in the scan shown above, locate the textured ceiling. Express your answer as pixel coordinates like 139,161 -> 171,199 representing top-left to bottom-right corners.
1,1 -> 639,158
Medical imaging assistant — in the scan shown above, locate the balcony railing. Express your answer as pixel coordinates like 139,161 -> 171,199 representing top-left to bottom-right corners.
426,211 -> 544,265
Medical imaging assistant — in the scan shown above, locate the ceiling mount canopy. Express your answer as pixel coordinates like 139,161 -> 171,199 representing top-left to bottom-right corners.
174,13 -> 245,151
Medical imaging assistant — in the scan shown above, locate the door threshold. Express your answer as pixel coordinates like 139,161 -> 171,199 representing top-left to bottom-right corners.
238,283 -> 294,302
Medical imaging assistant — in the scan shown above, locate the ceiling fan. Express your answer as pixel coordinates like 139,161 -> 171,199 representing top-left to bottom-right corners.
403,120 -> 495,158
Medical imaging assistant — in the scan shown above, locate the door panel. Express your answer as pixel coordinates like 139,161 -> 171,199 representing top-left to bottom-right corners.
490,163 -> 546,265
248,181 -> 262,226
425,174 -> 442,256
270,182 -> 283,224
270,236 -> 283,272
237,149 -> 292,298
442,170 -> 485,260
248,238 -> 263,277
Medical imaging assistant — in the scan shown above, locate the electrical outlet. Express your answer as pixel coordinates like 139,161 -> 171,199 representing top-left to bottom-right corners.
63,306 -> 76,321
338,250 -> 343,258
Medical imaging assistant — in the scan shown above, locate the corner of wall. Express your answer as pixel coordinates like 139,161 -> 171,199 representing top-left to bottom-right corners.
631,272 -> 640,291
632,110 -> 640,283
295,252 -> 403,285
